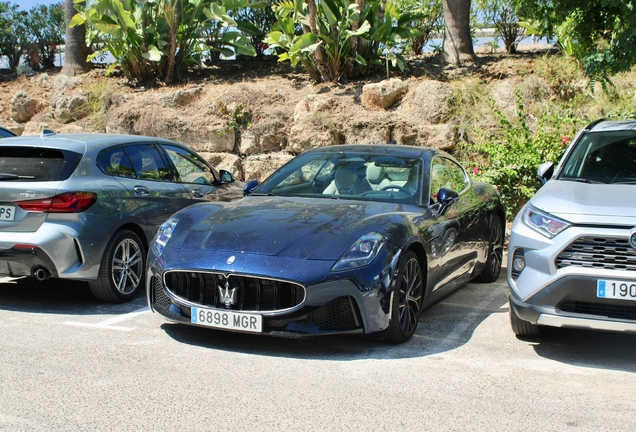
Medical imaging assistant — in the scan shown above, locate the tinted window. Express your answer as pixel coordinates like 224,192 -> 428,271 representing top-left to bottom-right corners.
103,147 -> 135,178
0,147 -> 81,181
430,157 -> 469,196
560,131 -> 636,184
163,145 -> 217,184
125,144 -> 171,181
0,128 -> 16,138
257,151 -> 422,205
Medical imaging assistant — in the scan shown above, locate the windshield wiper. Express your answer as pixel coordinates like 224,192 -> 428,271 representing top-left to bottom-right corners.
559,177 -> 602,184
249,192 -> 274,196
0,173 -> 35,180
611,181 -> 636,185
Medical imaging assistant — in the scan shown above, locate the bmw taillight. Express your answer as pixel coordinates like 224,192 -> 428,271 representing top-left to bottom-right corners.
17,192 -> 97,213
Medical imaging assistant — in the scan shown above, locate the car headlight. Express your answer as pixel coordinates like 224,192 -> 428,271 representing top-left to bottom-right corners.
522,206 -> 570,239
152,217 -> 179,256
332,232 -> 386,272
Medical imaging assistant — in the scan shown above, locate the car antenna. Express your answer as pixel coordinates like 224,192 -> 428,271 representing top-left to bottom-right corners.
40,129 -> 56,138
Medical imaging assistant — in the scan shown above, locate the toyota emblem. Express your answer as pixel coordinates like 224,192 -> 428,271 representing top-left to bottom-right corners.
227,255 -> 236,265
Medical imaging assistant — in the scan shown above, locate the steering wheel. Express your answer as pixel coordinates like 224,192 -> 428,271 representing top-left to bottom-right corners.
380,184 -> 410,194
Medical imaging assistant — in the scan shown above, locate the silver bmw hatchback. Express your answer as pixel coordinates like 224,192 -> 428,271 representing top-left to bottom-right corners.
508,119 -> 636,337
0,132 -> 244,302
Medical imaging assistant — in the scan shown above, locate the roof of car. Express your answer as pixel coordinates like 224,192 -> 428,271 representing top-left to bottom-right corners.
587,119 -> 636,132
0,132 -> 183,153
304,144 -> 441,159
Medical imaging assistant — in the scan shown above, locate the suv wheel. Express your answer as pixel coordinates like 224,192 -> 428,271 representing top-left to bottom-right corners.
89,229 -> 145,303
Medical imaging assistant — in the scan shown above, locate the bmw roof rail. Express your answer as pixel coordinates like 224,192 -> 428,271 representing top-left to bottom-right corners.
584,118 -> 606,131
40,129 -> 56,138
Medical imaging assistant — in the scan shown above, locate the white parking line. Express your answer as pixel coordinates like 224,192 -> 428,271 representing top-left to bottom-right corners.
429,288 -> 503,351
64,307 -> 150,331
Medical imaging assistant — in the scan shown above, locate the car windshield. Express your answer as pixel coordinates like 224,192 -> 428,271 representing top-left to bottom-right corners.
256,151 -> 423,204
560,131 -> 636,184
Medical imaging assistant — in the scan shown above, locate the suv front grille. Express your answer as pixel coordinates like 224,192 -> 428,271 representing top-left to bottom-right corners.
555,237 -> 636,271
559,301 -> 636,321
163,271 -> 305,312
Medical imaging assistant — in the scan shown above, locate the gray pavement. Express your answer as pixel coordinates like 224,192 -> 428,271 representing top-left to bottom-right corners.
1,271 -> 635,431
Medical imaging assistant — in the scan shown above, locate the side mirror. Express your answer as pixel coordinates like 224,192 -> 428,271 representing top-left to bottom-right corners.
537,162 -> 554,186
437,188 -> 459,215
219,169 -> 234,184
243,179 -> 259,196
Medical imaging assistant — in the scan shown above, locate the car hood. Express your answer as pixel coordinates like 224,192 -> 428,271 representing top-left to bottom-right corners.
170,196 -> 416,260
532,180 -> 636,223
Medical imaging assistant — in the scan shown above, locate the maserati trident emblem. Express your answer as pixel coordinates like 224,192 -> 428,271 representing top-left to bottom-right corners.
227,255 -> 235,265
219,279 -> 237,308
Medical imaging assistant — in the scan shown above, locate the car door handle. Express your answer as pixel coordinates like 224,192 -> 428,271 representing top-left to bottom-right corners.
133,186 -> 150,196
190,188 -> 204,198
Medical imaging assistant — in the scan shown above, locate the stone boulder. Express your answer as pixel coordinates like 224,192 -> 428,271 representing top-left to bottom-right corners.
361,79 -> 409,110
288,116 -> 344,154
242,152 -> 294,182
400,80 -> 453,124
293,94 -> 338,122
11,91 -> 42,123
344,115 -> 392,144
239,119 -> 287,155
161,86 -> 203,107
201,152 -> 243,179
50,90 -> 89,123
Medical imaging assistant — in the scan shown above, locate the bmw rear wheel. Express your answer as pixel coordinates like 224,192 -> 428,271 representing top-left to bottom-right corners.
476,214 -> 504,282
386,250 -> 423,343
89,229 -> 145,303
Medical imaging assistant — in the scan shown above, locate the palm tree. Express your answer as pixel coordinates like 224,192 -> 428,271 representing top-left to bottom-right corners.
61,0 -> 90,76
442,0 -> 476,65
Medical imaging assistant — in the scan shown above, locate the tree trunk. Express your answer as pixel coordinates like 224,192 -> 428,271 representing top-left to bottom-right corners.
442,0 -> 476,65
61,0 -> 91,76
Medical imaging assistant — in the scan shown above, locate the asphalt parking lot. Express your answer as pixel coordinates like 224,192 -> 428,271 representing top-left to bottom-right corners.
1,269 -> 635,431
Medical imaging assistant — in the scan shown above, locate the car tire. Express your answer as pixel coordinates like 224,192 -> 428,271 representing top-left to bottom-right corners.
89,229 -> 145,303
385,250 -> 423,344
509,301 -> 543,338
476,214 -> 504,283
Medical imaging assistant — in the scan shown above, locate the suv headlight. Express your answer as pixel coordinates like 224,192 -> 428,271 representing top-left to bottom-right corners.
152,217 -> 179,256
332,233 -> 386,272
523,206 -> 570,239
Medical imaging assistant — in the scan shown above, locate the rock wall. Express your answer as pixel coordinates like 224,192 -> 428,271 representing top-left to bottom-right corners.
4,71 -> 502,182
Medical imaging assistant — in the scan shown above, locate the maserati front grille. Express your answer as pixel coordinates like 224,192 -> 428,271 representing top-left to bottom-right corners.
163,271 -> 305,312
555,236 -> 636,272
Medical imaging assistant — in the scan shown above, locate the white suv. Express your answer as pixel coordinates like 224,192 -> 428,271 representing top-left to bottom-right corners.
507,119 -> 636,337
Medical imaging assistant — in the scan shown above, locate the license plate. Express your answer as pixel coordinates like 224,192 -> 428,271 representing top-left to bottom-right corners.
191,307 -> 262,333
597,279 -> 636,301
0,205 -> 15,221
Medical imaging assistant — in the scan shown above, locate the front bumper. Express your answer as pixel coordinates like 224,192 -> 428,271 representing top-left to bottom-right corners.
508,216 -> 636,333
146,244 -> 402,337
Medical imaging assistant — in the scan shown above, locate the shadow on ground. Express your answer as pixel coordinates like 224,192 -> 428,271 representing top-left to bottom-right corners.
0,277 -> 146,315
161,276 -> 511,361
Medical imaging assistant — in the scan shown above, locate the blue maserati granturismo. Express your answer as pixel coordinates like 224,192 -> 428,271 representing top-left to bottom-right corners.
147,144 -> 505,343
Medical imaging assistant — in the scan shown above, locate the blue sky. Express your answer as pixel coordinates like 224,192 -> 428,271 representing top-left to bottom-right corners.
18,0 -> 62,11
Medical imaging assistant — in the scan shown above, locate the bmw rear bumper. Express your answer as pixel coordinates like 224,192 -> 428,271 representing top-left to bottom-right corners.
0,225 -> 92,279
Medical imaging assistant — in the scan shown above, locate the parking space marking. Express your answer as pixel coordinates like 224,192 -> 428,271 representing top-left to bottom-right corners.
64,306 -> 150,331
428,288 -> 503,351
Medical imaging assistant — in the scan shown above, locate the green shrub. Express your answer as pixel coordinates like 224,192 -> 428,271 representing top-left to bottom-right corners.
462,92 -> 584,218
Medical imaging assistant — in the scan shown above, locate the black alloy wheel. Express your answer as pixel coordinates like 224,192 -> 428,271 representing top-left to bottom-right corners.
386,250 -> 423,343
89,229 -> 145,303
476,214 -> 504,282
